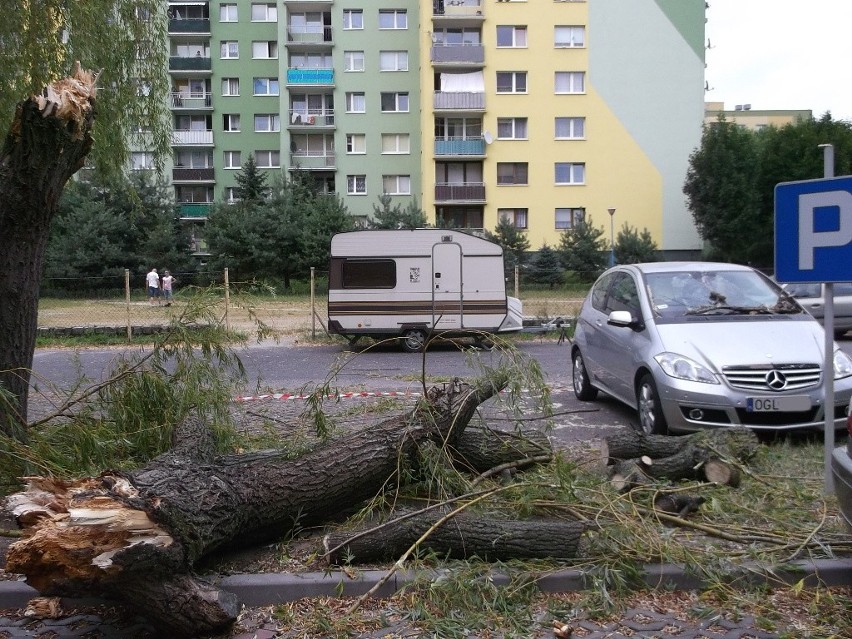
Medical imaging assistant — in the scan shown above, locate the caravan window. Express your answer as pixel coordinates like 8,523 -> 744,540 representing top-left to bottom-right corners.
342,259 -> 396,288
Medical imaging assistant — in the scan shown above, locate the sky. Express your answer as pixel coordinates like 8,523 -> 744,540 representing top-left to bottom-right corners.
704,0 -> 852,122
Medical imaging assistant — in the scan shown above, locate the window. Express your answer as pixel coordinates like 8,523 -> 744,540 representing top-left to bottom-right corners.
346,134 -> 366,154
347,175 -> 367,195
290,52 -> 332,68
221,78 -> 239,96
555,25 -> 585,48
555,71 -> 585,94
342,259 -> 396,288
497,162 -> 528,185
222,114 -> 240,132
225,187 -> 239,203
432,28 -> 481,45
499,208 -> 528,230
223,151 -> 242,168
251,3 -> 277,21
555,207 -> 585,229
379,10 -> 407,29
344,51 -> 365,72
496,72 -> 527,94
382,175 -> 411,195
379,51 -> 408,71
497,117 -> 528,139
381,92 -> 409,112
555,162 -> 585,184
255,151 -> 280,168
381,133 -> 410,154
220,4 -> 237,21
252,41 -> 278,59
253,78 -> 279,95
343,9 -> 363,29
496,26 -> 527,47
220,41 -> 238,59
346,92 -> 365,113
555,117 -> 585,139
254,114 -> 280,132
130,152 -> 154,170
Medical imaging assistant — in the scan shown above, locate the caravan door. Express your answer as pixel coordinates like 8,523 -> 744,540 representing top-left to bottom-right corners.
432,241 -> 463,329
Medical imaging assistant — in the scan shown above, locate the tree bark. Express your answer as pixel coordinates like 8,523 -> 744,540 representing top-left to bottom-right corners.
6,378 -> 506,636
449,426 -> 553,473
0,65 -> 96,438
603,427 -> 759,465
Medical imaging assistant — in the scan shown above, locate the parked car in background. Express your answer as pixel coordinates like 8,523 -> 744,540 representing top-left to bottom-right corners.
831,403 -> 852,533
571,262 -> 852,435
782,282 -> 852,339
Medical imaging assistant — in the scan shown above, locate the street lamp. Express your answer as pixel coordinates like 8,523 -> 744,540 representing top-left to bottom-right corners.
608,207 -> 616,267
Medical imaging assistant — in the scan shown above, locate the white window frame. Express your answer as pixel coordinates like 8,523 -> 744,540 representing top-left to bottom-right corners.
254,114 -> 281,133
346,134 -> 366,154
497,117 -> 528,140
221,78 -> 239,96
382,175 -> 411,195
555,207 -> 585,230
555,71 -> 585,94
251,3 -> 277,22
220,41 -> 239,59
255,151 -> 280,168
499,208 -> 529,230
378,9 -> 407,29
225,187 -> 240,203
555,162 -> 586,185
343,9 -> 363,30
347,174 -> 367,195
496,71 -> 527,94
219,4 -> 237,22
555,25 -> 585,48
379,51 -> 408,72
496,25 -> 527,48
223,114 -> 241,132
380,92 -> 409,113
346,92 -> 366,113
381,133 -> 410,154
130,151 -> 154,170
344,51 -> 365,72
555,116 -> 585,139
253,77 -> 279,96
223,150 -> 242,169
252,41 -> 278,59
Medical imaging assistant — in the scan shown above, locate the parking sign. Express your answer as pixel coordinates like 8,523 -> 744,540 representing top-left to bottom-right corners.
775,176 -> 852,282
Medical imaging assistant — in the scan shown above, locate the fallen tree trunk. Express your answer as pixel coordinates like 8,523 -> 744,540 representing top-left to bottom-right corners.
604,427 -> 759,465
6,378 -> 505,637
449,426 -> 552,473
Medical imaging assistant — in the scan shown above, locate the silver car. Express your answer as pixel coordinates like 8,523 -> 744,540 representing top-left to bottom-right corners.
571,262 -> 852,434
782,282 -> 852,338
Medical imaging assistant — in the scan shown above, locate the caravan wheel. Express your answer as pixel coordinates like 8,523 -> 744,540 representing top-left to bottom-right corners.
401,329 -> 426,353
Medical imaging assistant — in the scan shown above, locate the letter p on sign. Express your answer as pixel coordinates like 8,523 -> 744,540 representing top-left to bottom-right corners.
775,177 -> 852,283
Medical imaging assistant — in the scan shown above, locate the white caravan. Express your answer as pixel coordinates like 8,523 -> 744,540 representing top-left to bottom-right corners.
327,229 -> 524,351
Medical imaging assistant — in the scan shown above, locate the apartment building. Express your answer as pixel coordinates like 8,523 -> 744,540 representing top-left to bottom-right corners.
704,102 -> 813,132
165,0 -> 705,256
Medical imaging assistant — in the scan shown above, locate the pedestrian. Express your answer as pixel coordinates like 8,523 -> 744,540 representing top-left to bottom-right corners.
162,270 -> 176,306
146,267 -> 161,306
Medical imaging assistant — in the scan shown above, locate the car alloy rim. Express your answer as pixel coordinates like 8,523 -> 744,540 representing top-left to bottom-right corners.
573,356 -> 584,393
638,383 -> 656,433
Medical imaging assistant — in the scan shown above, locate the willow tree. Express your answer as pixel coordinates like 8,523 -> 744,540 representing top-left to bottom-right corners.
0,1 -> 170,440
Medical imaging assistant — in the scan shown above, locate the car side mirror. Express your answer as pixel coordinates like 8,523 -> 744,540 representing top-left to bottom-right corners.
608,310 -> 640,329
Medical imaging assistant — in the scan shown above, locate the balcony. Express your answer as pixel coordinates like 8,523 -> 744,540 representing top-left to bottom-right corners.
168,18 -> 210,34
289,153 -> 336,169
434,137 -> 485,156
287,68 -> 334,85
433,0 -> 484,25
179,203 -> 213,219
170,92 -> 213,109
435,182 -> 485,202
172,167 -> 215,182
288,111 -> 335,127
172,130 -> 214,145
433,92 -> 485,111
169,56 -> 212,72
286,26 -> 333,46
431,44 -> 484,65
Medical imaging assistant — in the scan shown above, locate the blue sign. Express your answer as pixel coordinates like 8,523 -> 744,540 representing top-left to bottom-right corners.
775,176 -> 852,282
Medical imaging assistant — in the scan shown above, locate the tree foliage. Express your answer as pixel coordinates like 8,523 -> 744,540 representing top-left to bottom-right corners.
557,219 -> 607,281
370,194 -> 428,229
234,155 -> 270,202
614,223 -> 658,264
526,243 -> 563,289
484,218 -> 530,279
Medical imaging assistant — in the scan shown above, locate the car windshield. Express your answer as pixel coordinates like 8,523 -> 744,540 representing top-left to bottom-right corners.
645,270 -> 801,319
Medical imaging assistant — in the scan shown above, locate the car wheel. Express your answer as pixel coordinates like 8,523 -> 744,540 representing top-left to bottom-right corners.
401,329 -> 427,353
636,373 -> 668,435
572,350 -> 598,401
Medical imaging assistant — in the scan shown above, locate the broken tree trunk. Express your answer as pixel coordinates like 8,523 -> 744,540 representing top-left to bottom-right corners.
6,378 -> 505,637
449,426 -> 553,473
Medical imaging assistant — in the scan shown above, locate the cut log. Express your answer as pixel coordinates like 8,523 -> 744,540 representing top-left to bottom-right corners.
603,426 -> 759,465
6,377 -> 506,637
323,511 -> 587,563
653,494 -> 706,517
703,458 -> 741,487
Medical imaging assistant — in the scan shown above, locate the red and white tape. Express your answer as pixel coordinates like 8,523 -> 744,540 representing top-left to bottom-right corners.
235,390 -> 422,403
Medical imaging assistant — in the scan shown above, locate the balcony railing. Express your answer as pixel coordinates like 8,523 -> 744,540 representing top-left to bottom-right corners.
287,68 -> 334,85
170,92 -> 213,109
433,92 -> 485,110
286,26 -> 333,45
169,56 -> 212,72
434,137 -> 485,156
179,203 -> 213,219
433,0 -> 483,17
173,167 -> 215,181
288,110 -> 335,126
431,44 -> 484,65
168,18 -> 211,34
172,130 -> 214,145
289,153 -> 336,169
435,182 -> 485,202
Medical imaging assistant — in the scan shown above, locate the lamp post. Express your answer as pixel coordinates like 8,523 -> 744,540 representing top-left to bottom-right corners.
608,207 -> 616,267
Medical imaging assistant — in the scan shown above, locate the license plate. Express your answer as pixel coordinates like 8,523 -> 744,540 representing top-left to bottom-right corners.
746,396 -> 811,412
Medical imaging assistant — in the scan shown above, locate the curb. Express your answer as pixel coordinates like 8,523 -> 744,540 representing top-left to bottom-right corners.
2,558 -> 850,610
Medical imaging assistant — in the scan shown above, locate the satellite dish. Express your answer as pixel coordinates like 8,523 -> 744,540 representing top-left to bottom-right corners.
483,131 -> 493,145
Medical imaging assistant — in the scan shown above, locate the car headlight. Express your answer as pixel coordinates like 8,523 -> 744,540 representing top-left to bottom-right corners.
834,349 -> 852,380
654,352 -> 719,384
